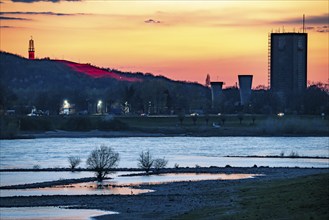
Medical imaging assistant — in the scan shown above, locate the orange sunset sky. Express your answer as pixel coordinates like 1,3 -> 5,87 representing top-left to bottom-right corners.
0,0 -> 328,87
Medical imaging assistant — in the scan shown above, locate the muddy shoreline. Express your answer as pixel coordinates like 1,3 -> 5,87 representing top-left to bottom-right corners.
4,128 -> 328,140
1,167 -> 328,219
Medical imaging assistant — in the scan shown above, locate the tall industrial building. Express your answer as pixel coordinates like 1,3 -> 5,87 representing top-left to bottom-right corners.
28,37 -> 35,60
269,32 -> 307,103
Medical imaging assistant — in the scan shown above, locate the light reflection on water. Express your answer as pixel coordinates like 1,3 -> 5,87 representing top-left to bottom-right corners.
0,207 -> 118,220
0,137 -> 328,169
0,184 -> 152,197
0,171 -> 256,188
0,171 -> 93,187
109,173 -> 257,185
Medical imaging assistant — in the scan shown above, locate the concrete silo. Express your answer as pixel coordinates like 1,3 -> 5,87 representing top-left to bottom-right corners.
210,82 -> 223,111
238,75 -> 253,105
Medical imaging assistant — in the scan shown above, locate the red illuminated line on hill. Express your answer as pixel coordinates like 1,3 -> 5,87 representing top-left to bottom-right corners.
56,60 -> 142,82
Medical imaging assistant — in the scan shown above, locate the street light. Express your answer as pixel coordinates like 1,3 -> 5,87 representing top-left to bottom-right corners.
63,100 -> 69,108
97,100 -> 102,107
62,99 -> 70,115
97,100 -> 102,114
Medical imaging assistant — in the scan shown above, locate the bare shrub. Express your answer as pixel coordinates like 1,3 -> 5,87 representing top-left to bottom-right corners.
280,151 -> 285,157
153,158 -> 168,173
137,150 -> 154,174
289,151 -> 299,158
220,115 -> 226,125
86,145 -> 120,181
237,113 -> 244,124
251,115 -> 256,124
33,164 -> 40,169
68,156 -> 81,170
192,115 -> 198,125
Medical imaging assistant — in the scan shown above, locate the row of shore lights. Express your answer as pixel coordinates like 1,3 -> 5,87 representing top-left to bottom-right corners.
62,99 -> 102,106
62,99 -> 103,111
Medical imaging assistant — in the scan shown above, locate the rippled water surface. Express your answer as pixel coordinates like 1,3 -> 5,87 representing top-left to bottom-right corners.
0,137 -> 328,169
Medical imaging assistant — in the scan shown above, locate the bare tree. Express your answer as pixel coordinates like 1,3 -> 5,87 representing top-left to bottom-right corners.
204,113 -> 209,125
219,114 -> 226,125
205,74 -> 211,87
68,156 -> 81,170
178,114 -> 185,126
192,115 -> 198,125
238,113 -> 244,124
86,145 -> 120,182
138,150 -> 154,174
153,158 -> 168,173
251,115 -> 256,125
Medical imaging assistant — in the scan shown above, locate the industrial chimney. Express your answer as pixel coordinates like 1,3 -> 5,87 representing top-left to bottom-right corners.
28,36 -> 35,60
210,82 -> 223,111
238,75 -> 253,105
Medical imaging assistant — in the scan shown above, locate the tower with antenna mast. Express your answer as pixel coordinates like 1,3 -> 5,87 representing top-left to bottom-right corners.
28,36 -> 35,60
269,15 -> 307,109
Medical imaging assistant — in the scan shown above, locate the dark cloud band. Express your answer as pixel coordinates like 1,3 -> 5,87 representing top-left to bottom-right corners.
145,19 -> 161,24
274,14 -> 329,25
0,16 -> 31,20
1,11 -> 87,16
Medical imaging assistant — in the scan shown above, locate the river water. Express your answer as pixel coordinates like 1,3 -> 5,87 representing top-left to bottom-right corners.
0,136 -> 328,219
1,137 -> 328,169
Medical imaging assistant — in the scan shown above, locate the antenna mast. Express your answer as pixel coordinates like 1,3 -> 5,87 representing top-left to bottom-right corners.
303,14 -> 305,33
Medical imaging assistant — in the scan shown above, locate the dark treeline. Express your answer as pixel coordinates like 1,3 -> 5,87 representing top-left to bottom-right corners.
0,51 -> 328,116
250,83 -> 329,115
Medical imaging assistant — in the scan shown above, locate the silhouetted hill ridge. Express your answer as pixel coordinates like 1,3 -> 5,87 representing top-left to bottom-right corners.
0,51 -> 204,89
0,51 -> 209,114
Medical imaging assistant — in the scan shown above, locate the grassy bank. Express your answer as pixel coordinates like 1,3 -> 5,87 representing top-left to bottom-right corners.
176,173 -> 329,220
1,114 -> 328,138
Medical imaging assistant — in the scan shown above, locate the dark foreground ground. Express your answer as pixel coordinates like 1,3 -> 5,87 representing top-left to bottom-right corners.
1,167 -> 328,219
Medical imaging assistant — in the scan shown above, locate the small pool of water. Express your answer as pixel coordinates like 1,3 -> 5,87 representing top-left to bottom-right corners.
0,206 -> 118,220
109,173 -> 258,185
